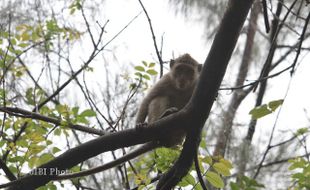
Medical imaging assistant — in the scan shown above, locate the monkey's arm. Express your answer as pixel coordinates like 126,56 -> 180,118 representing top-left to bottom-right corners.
135,96 -> 151,124
53,142 -> 161,180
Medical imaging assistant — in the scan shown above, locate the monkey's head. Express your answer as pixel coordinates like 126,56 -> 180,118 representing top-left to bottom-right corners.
170,54 -> 202,91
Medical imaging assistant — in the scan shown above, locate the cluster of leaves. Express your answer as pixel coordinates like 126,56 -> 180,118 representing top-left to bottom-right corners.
16,19 -> 81,48
0,18 -> 81,88
0,4 -> 93,189
130,61 -> 158,90
249,99 -> 283,119
295,127 -> 309,136
196,155 -> 233,189
69,0 -> 83,15
0,103 -> 95,178
230,176 -> 265,190
288,157 -> 310,189
128,147 -> 233,189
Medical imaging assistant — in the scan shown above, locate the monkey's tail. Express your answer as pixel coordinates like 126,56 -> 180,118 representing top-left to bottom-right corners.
54,142 -> 160,180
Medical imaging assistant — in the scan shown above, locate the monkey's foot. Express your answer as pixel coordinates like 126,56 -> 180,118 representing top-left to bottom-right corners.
135,122 -> 148,132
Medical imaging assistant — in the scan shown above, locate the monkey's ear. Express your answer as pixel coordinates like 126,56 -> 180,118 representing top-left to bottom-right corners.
198,64 -> 203,72
170,59 -> 175,68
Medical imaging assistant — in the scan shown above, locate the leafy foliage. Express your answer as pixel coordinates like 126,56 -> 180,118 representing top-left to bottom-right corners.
288,158 -> 310,189
230,176 -> 265,190
129,147 -> 233,189
0,14 -> 93,186
131,61 -> 158,90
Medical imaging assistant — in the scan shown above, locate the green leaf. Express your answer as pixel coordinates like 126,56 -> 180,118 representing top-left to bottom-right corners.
38,153 -> 54,165
179,174 -> 196,186
135,66 -> 145,72
52,147 -> 61,154
149,62 -> 156,67
49,184 -> 57,190
249,99 -> 283,119
220,158 -> 233,169
16,50 -> 23,55
142,61 -> 148,66
70,8 -> 76,15
0,140 -> 5,147
10,38 -> 17,45
9,165 -> 18,173
9,156 -> 24,163
146,69 -> 158,75
72,107 -> 79,116
134,72 -> 143,78
289,159 -> 306,170
230,182 -> 240,190
18,43 -> 29,48
213,162 -> 231,176
130,83 -> 137,89
296,128 -> 308,136
21,32 -> 30,41
29,145 -> 45,155
76,116 -> 89,124
142,74 -> 151,80
54,128 -> 61,136
203,156 -> 213,165
249,104 -> 272,119
28,156 -> 39,168
206,171 -> 224,188
80,109 -> 96,117
268,99 -> 283,111
16,139 -> 28,147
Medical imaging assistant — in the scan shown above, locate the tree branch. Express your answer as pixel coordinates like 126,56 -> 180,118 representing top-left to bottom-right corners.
156,0 -> 254,188
0,107 -> 106,136
138,0 -> 164,77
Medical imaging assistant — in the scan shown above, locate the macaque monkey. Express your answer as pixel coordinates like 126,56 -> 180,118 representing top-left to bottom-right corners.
50,54 -> 202,178
136,53 -> 202,146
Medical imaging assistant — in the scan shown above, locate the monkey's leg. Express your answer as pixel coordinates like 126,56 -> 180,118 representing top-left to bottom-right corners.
159,107 -> 179,118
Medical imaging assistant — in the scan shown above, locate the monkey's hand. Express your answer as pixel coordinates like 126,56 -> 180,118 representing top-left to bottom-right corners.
160,107 -> 179,118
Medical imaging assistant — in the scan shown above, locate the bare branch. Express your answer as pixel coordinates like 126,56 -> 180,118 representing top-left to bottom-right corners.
138,0 -> 164,77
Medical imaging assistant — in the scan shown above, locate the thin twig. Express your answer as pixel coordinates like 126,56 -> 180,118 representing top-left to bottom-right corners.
253,73 -> 294,179
81,6 -> 96,49
262,0 -> 270,33
290,10 -> 310,75
194,150 -> 208,190
138,0 -> 164,77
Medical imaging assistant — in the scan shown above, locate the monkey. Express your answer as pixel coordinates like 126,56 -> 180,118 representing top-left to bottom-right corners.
48,54 -> 202,180
136,53 -> 202,146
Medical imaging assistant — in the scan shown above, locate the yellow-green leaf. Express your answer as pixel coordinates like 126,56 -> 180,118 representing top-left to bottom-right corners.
249,104 -> 272,119
149,62 -> 156,67
135,66 -> 145,72
268,99 -> 283,111
213,162 -> 231,176
206,171 -> 224,188
142,74 -> 151,80
220,158 -> 233,169
21,32 -> 30,41
80,109 -> 96,117
203,156 -> 213,165
146,69 -> 158,75
142,61 -> 148,66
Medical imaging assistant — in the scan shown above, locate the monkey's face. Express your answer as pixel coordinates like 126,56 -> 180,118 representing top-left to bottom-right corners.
172,64 -> 197,91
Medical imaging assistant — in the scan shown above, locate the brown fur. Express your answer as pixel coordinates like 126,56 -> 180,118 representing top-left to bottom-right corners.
135,54 -> 202,146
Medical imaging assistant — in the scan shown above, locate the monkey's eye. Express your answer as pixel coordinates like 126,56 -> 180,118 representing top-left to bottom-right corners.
179,68 -> 194,76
